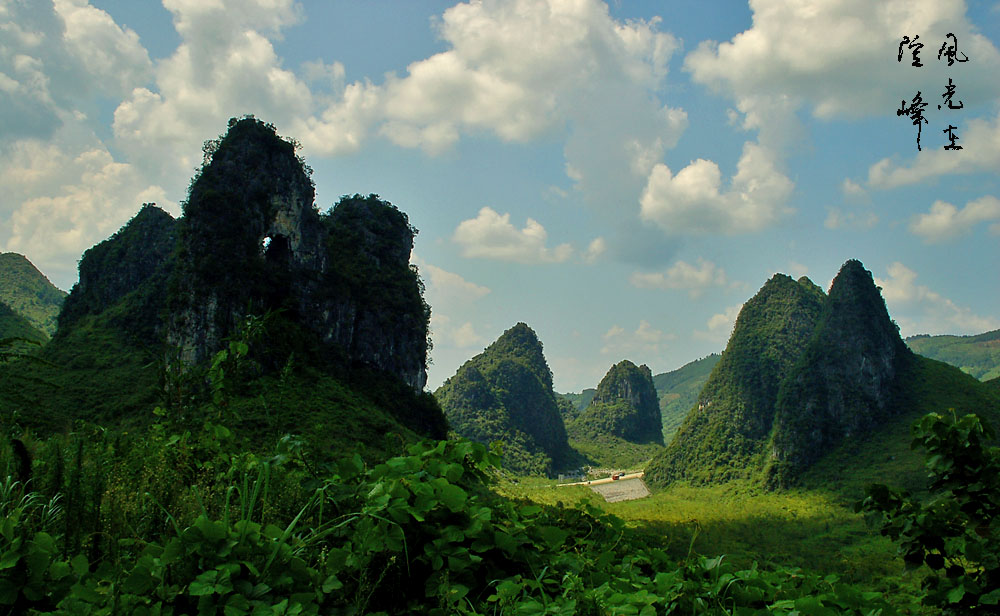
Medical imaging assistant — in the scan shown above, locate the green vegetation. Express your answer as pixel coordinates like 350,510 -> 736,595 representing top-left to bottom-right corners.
765,260 -> 913,487
652,354 -> 720,443
0,252 -> 67,338
4,113 -> 997,612
58,204 -> 176,343
800,355 -> 1000,498
859,410 -> 1000,614
906,330 -> 1000,380
1,407 -> 905,615
558,388 -> 596,413
569,360 -> 663,445
646,273 -> 826,487
647,261 -> 932,490
436,323 -> 574,476
0,301 -> 47,345
565,360 -> 665,468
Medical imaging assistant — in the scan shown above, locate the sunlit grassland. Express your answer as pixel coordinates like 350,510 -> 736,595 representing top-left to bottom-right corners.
497,475 -> 928,610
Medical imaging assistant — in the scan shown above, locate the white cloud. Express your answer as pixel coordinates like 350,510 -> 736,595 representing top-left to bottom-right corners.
417,260 -> 491,304
639,142 -> 793,234
841,178 -> 867,200
909,196 -> 1000,242
0,0 -> 151,140
629,258 -> 728,298
684,0 -> 1000,148
105,0 -> 689,219
1,126 -> 173,288
600,319 -> 674,358
867,111 -> 1000,189
694,303 -> 743,343
112,0 -> 318,189
430,314 -> 485,349
453,207 -> 572,264
875,262 -> 1000,335
583,237 -> 607,263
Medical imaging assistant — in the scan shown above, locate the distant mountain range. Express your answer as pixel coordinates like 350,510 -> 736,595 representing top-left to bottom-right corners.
906,330 -> 1000,381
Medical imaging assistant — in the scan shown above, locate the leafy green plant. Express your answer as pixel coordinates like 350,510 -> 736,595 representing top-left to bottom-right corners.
858,410 -> 1000,613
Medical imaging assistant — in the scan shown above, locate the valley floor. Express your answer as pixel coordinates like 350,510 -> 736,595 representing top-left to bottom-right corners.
499,476 -> 929,612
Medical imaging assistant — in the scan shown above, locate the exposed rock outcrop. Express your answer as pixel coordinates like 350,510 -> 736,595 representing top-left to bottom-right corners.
59,204 -> 177,341
166,117 -> 429,390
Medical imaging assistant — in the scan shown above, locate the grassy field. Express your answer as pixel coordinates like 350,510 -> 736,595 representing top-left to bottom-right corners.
498,471 -> 928,611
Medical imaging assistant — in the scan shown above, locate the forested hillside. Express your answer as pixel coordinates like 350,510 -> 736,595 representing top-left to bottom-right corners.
906,329 -> 1000,380
3,116 -> 999,615
0,252 -> 67,337
436,323 -> 574,475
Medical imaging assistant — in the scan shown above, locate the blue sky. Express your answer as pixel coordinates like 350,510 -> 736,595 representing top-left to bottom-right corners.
2,0 -> 998,392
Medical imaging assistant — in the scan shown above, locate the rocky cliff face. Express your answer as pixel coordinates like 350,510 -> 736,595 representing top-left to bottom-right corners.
59,204 -> 177,340
645,273 -> 826,486
166,117 -> 429,390
764,260 -> 912,486
569,360 -> 663,444
435,323 -> 573,475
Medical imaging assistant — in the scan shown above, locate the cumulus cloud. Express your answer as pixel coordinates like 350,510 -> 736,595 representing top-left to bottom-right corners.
684,0 -> 1000,147
841,178 -> 867,200
110,0 -> 686,200
639,142 -> 794,234
0,0 -> 152,141
629,258 -> 728,298
452,207 -> 572,264
867,111 -> 1000,189
693,303 -> 743,343
600,320 -> 674,358
909,196 -> 1000,242
1,124 -> 173,289
112,0 -> 320,188
875,262 -> 1000,335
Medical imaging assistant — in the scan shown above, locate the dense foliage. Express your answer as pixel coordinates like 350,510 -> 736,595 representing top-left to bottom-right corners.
436,323 -> 574,476
1,411 -> 904,615
859,410 -> 1000,614
58,204 -> 177,344
646,274 -> 826,487
0,252 -> 66,338
906,330 -> 1000,381
0,301 -> 47,345
0,117 -> 445,441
